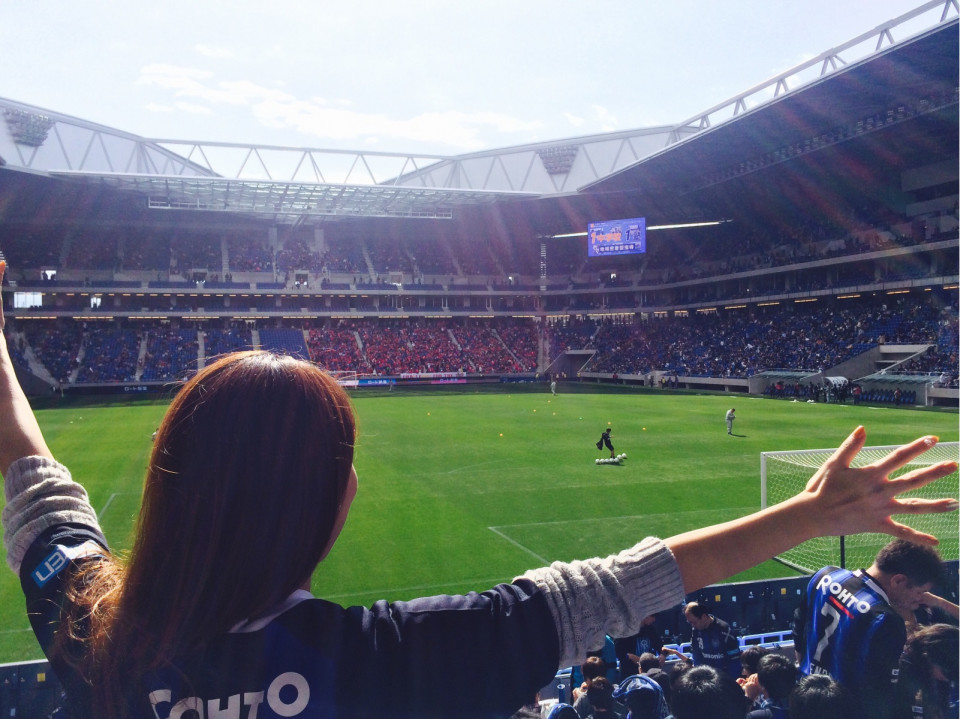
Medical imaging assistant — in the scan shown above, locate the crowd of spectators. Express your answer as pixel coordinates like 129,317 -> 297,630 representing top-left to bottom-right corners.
4,289 -> 955,388
203,326 -> 254,358
449,232 -> 501,275
586,295 -> 953,379
449,325 -> 532,373
357,322 -> 469,375
139,328 -> 199,382
320,237 -> 366,274
123,231 -> 173,272
0,202 -> 953,306
366,237 -> 409,275
538,645 -> 858,719
74,327 -> 141,383
170,234 -> 221,274
405,235 -> 456,276
22,323 -> 83,384
307,326 -> 371,374
227,235 -> 273,273
64,230 -> 121,271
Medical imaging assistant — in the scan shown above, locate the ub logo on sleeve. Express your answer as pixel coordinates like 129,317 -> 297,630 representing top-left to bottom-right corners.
32,541 -> 103,587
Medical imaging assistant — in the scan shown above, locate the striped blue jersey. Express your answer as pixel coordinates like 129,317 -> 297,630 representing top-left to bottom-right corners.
796,567 -> 906,719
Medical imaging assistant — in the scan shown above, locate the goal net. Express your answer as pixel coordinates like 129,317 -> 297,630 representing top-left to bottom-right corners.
761,442 -> 959,574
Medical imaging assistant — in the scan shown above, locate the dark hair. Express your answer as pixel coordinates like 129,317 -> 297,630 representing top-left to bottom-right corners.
60,351 -> 357,718
581,655 -> 607,681
738,644 -> 770,675
683,601 -> 708,619
638,652 -> 660,672
585,676 -> 614,712
755,653 -> 797,702
875,539 -> 943,586
789,674 -> 854,719
903,623 -> 959,681
669,665 -> 748,719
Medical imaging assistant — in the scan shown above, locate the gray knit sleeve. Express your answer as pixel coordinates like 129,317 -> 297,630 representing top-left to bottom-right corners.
2,456 -> 106,574
516,537 -> 685,668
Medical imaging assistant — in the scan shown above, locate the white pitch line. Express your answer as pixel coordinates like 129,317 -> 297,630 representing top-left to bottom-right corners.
492,507 -> 757,531
98,492 -> 140,520
98,493 -> 119,520
487,526 -> 550,564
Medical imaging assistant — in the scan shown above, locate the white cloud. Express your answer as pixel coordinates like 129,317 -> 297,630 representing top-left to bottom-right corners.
137,68 -> 542,150
591,104 -> 618,132
195,44 -> 235,59
144,103 -> 174,113
175,102 -> 214,115
564,113 -> 585,128
252,101 -> 541,150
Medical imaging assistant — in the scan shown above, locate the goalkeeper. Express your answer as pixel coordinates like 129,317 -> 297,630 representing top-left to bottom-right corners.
596,427 -> 615,458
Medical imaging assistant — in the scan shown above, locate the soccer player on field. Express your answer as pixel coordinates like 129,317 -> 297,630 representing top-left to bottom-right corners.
596,427 -> 615,458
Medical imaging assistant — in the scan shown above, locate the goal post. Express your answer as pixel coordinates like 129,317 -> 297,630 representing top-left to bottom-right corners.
761,442 -> 959,574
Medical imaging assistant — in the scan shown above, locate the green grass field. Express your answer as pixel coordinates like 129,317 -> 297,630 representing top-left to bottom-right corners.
0,387 -> 956,663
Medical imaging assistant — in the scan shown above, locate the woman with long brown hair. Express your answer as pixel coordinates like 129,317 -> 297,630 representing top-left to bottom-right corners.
0,261 -> 956,718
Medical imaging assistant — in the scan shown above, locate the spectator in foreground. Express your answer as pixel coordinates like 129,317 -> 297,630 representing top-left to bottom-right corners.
612,673 -> 669,719
574,657 -> 619,718
634,652 -> 671,703
742,652 -> 796,718
895,623 -> 959,719
584,677 -> 618,718
736,645 -> 770,710
668,665 -> 749,719
788,675 -> 854,719
0,253 -> 956,719
794,538 -> 947,719
683,601 -> 741,677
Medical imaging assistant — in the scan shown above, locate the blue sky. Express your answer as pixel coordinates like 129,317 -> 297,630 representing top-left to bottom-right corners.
1,0 -> 936,155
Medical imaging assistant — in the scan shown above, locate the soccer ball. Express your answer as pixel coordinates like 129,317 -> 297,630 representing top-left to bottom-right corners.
595,459 -> 601,465
621,452 -> 627,459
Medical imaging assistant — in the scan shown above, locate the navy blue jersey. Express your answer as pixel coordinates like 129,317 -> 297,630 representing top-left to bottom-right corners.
689,616 -> 741,676
795,567 -> 906,719
21,523 -> 560,719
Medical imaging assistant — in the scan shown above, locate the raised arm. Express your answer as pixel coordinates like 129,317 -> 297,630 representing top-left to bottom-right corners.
665,425 -> 958,592
0,261 -> 54,474
522,426 -> 957,667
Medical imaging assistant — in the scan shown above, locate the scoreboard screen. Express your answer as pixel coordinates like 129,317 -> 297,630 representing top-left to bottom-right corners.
587,217 -> 646,257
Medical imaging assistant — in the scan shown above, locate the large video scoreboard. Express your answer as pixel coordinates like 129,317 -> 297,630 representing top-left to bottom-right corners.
587,217 -> 646,257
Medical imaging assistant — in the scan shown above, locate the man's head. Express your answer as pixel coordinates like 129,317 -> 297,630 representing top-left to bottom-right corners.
755,653 -> 797,703
683,601 -> 713,631
869,539 -> 943,612
637,652 -> 660,673
670,666 -> 748,719
585,677 -> 614,712
789,675 -> 854,719
738,645 -> 770,677
580,655 -> 607,682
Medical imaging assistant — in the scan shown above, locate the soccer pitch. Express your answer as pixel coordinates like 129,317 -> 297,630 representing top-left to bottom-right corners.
0,387 -> 956,663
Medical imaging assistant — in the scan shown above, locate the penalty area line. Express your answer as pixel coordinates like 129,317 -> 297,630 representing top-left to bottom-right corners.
97,492 -> 139,520
487,526 -> 550,565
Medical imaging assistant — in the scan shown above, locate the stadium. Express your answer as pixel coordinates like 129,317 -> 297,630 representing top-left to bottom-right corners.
0,2 -> 957,716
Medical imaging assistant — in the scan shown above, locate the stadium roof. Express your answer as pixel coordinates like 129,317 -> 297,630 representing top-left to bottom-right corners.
0,0 -> 956,222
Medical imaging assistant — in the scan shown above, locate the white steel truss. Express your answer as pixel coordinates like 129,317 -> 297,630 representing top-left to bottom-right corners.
0,0 -> 954,219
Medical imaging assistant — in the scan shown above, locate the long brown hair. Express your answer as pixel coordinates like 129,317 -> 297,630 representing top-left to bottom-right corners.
59,351 -> 357,715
